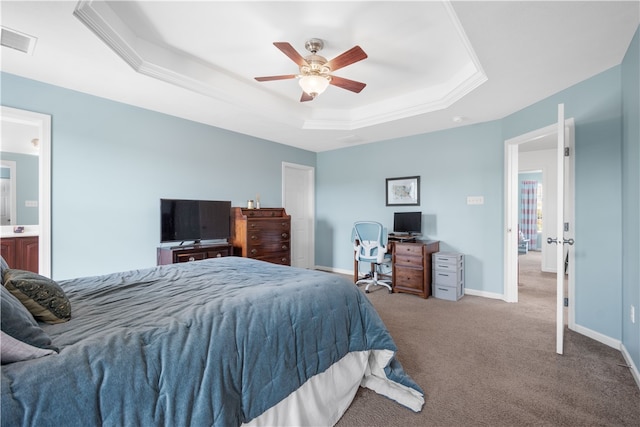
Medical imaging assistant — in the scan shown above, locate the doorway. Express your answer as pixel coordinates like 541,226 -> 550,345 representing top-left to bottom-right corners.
282,162 -> 315,269
504,119 -> 575,330
0,106 -> 51,277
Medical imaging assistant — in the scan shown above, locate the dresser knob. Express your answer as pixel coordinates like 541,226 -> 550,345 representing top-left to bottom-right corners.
188,256 -> 195,262
281,233 -> 288,238
251,249 -> 258,255
281,258 -> 287,263
282,245 -> 288,250
251,235 -> 258,240
216,253 -> 222,258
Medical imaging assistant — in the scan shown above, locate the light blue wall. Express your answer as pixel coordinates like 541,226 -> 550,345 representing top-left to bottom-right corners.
1,73 -> 316,279
0,152 -> 38,225
317,121 -> 504,295
621,27 -> 640,374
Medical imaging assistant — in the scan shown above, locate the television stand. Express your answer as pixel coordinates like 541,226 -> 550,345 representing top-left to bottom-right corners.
157,242 -> 232,265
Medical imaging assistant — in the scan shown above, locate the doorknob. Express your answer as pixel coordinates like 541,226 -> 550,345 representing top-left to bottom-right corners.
547,237 -> 575,245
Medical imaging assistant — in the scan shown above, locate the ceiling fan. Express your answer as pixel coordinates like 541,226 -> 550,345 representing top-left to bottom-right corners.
255,38 -> 368,102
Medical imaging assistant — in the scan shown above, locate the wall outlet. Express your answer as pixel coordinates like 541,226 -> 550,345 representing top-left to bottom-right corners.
631,305 -> 636,324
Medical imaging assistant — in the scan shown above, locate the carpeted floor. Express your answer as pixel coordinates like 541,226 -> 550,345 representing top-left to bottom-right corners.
336,251 -> 640,426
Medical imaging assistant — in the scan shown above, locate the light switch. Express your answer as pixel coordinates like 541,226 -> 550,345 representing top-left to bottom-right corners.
467,196 -> 484,205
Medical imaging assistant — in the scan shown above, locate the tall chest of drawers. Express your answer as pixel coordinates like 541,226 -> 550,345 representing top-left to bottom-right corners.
392,240 -> 440,298
432,252 -> 465,301
230,207 -> 291,266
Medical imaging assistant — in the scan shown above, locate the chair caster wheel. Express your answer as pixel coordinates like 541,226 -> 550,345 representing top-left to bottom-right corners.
365,290 -> 370,293
388,289 -> 393,294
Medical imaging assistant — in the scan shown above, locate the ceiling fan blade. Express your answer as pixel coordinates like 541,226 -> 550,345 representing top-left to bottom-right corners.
327,46 -> 368,72
300,92 -> 314,102
329,76 -> 366,93
273,42 -> 308,67
255,74 -> 297,82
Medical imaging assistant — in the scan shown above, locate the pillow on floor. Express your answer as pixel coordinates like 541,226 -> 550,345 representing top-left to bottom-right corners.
1,330 -> 56,364
0,285 -> 57,351
3,269 -> 71,324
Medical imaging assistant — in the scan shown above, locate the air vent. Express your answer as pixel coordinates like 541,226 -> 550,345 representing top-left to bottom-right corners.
1,27 -> 37,55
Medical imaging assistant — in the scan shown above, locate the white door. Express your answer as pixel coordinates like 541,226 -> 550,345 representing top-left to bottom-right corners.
282,162 -> 315,269
547,104 -> 574,355
504,107 -> 575,353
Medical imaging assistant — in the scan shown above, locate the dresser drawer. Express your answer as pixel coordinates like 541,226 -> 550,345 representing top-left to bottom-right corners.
433,281 -> 464,301
394,267 -> 424,291
175,252 -> 207,263
433,252 -> 464,272
394,254 -> 424,268
248,241 -> 290,256
433,259 -> 463,272
394,243 -> 424,257
433,268 -> 463,286
247,220 -> 290,232
255,252 -> 290,265
205,247 -> 231,258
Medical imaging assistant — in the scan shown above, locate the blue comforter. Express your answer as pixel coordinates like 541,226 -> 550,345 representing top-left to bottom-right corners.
2,256 -> 422,426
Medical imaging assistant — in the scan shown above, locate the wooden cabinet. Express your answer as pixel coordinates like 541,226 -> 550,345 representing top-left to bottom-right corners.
231,207 -> 291,266
1,236 -> 39,273
157,243 -> 232,265
392,240 -> 439,298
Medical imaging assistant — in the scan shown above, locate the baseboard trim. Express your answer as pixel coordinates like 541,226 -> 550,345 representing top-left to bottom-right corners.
571,323 -> 621,349
315,266 -> 352,276
463,288 -> 504,300
620,344 -> 640,390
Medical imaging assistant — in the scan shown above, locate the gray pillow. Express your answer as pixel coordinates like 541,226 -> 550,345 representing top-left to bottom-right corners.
3,269 -> 71,324
1,330 -> 55,364
0,285 -> 57,351
0,256 -> 9,286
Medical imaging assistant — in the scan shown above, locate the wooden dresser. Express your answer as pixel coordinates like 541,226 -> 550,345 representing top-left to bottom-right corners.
392,240 -> 440,298
230,207 -> 291,266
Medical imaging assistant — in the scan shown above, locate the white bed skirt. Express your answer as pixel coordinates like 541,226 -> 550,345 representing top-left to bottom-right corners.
243,349 -> 424,426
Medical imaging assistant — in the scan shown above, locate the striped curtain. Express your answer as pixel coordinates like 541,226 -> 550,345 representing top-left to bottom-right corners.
520,180 -> 538,247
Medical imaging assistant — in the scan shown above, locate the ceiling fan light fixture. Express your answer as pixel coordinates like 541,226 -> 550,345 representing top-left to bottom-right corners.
298,74 -> 330,98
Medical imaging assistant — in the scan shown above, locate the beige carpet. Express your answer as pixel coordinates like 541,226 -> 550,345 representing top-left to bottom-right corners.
336,251 -> 640,426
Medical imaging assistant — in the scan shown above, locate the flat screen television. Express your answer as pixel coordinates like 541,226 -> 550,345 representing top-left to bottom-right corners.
160,199 -> 231,244
393,211 -> 422,235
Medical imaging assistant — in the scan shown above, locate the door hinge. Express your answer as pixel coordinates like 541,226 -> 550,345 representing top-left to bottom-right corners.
564,297 -> 569,307
564,222 -> 569,232
564,147 -> 570,157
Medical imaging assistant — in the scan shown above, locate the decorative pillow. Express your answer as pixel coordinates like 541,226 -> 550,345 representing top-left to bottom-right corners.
3,269 -> 71,324
0,256 -> 8,286
0,285 -> 57,351
1,330 -> 55,364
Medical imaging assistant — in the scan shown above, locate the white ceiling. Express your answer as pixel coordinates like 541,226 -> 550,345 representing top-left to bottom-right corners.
1,1 -> 638,152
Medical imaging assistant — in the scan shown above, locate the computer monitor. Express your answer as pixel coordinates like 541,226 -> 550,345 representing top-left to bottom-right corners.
393,211 -> 422,235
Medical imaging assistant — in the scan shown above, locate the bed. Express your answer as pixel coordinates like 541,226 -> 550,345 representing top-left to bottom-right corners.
1,256 -> 423,426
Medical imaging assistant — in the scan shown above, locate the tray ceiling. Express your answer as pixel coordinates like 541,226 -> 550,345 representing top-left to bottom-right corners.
1,1 -> 638,152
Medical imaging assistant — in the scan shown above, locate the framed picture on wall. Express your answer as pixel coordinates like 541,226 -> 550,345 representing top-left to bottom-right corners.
386,176 -> 420,206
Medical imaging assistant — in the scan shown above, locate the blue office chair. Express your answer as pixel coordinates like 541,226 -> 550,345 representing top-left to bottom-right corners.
351,221 -> 393,293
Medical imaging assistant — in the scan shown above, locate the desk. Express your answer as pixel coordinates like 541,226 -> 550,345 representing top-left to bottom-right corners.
353,239 -> 440,298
